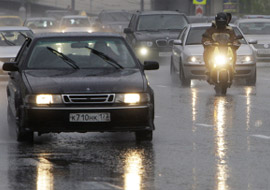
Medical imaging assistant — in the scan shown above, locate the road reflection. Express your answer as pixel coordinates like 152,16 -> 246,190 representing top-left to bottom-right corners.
124,150 -> 144,190
213,97 -> 229,190
8,140 -> 154,190
37,157 -> 54,190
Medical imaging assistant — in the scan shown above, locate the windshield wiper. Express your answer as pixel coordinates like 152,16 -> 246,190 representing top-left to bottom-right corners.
46,47 -> 79,69
0,33 -> 15,46
84,46 -> 123,69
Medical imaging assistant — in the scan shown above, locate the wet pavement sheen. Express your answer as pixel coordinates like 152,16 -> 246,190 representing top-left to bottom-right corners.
1,63 -> 270,190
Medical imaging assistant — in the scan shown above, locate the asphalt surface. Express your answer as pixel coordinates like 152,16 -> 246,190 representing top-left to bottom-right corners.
1,62 -> 270,190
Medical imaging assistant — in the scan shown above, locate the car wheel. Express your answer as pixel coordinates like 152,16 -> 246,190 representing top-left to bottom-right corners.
246,68 -> 256,86
135,131 -> 153,142
179,63 -> 191,87
16,109 -> 33,142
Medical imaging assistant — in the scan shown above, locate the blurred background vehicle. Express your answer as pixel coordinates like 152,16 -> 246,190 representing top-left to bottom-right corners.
171,23 -> 256,86
45,9 -> 76,20
0,16 -> 22,26
96,10 -> 132,33
124,11 -> 189,62
23,17 -> 58,33
59,15 -> 98,33
0,26 -> 33,75
235,18 -> 270,62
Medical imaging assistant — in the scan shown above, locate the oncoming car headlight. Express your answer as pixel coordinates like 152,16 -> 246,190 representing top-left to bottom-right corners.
139,47 -> 148,56
238,55 -> 254,64
26,94 -> 63,105
138,41 -> 153,47
115,93 -> 150,104
187,56 -> 202,64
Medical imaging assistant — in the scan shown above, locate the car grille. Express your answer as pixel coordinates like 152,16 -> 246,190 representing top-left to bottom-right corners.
156,39 -> 175,47
62,94 -> 115,104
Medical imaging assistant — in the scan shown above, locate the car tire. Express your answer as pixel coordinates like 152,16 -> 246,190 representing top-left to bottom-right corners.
179,62 -> 191,87
246,68 -> 256,86
135,131 -> 153,142
16,109 -> 33,142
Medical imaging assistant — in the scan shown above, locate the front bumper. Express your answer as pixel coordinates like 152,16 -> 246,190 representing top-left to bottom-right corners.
23,105 -> 154,134
183,63 -> 256,80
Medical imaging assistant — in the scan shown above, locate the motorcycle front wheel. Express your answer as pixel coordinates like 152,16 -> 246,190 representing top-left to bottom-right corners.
214,84 -> 227,96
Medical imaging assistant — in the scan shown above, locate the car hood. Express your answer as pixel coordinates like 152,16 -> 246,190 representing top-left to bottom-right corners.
184,44 -> 253,56
0,46 -> 20,58
134,30 -> 181,41
244,35 -> 270,44
23,69 -> 145,94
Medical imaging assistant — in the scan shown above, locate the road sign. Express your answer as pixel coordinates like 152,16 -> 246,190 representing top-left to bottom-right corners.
195,5 -> 204,16
193,0 -> 207,5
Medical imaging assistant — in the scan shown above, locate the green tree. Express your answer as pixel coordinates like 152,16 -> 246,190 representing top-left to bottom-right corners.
240,0 -> 270,14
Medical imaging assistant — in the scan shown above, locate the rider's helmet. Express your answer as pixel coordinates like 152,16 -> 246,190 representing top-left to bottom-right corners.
215,12 -> 227,29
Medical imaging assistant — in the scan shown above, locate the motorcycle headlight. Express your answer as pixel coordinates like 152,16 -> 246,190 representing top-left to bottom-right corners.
214,55 -> 227,66
238,55 -> 254,64
115,93 -> 150,104
26,94 -> 63,105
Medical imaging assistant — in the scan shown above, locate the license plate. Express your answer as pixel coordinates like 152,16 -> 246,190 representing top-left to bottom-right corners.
69,113 -> 111,122
258,49 -> 270,55
159,52 -> 172,57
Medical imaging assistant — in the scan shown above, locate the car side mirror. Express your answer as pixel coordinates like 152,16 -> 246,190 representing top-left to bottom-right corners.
2,62 -> 18,72
173,40 -> 182,45
124,28 -> 133,34
144,61 -> 159,70
248,39 -> 257,44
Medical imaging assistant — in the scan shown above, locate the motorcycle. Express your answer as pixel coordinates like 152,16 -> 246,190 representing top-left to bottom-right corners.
206,33 -> 239,95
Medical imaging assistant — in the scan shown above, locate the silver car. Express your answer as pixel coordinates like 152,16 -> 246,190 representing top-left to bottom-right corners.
235,19 -> 270,62
0,26 -> 33,75
170,23 -> 256,86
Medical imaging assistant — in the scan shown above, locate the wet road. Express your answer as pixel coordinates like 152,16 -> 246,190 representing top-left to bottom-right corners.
1,63 -> 270,190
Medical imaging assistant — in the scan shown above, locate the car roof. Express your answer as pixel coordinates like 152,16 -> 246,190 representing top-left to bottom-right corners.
236,18 -> 270,23
33,32 -> 123,39
0,26 -> 31,31
25,17 -> 56,21
61,15 -> 89,19
135,11 -> 186,16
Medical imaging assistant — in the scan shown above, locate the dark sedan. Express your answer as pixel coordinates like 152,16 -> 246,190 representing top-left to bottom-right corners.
3,32 -> 159,142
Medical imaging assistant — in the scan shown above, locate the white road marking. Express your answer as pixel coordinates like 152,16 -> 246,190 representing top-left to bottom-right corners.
155,115 -> 161,118
195,123 -> 214,128
251,134 -> 270,140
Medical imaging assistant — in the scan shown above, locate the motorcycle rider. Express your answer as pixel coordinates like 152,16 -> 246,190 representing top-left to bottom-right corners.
202,12 -> 240,80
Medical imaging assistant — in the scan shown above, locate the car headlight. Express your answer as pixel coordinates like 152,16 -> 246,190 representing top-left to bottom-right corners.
26,94 -> 63,105
238,55 -> 254,64
187,56 -> 202,64
139,47 -> 148,56
115,93 -> 150,104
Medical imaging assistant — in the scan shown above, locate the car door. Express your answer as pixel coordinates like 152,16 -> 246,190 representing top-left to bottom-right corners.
7,39 -> 30,116
172,27 -> 188,72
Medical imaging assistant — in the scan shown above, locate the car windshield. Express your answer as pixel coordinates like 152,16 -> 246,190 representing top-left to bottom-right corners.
25,20 -> 57,29
0,17 -> 21,26
27,37 -> 137,69
0,30 -> 32,46
61,18 -> 91,28
239,22 -> 270,35
185,26 -> 247,45
137,14 -> 188,31
100,12 -> 132,22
